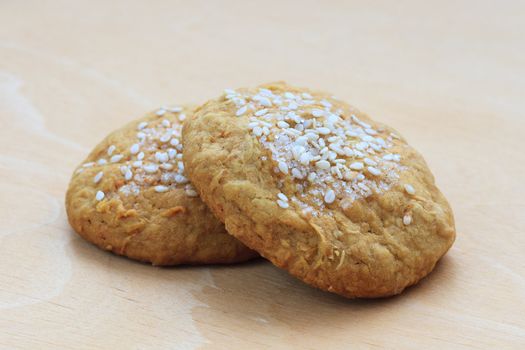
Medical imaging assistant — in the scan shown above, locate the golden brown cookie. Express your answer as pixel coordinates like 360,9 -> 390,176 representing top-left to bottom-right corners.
182,82 -> 456,298
66,106 -> 257,266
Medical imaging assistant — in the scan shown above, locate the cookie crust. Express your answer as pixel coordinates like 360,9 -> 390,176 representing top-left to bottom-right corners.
66,107 -> 257,266
183,83 -> 455,297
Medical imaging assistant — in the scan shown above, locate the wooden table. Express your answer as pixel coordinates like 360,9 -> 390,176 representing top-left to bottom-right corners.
1,1 -> 524,348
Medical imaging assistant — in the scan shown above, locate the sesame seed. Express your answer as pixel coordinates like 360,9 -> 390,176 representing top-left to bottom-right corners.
130,144 -> 140,154
307,172 -> 317,182
404,184 -> 416,195
236,106 -> 248,116
162,119 -> 171,128
155,151 -> 169,163
349,162 -> 364,170
367,166 -> 381,176
358,182 -> 370,191
312,109 -> 324,117
170,138 -> 180,146
137,152 -> 145,160
110,154 -> 124,163
95,191 -> 105,201
253,126 -> 263,136
277,121 -> 290,128
355,142 -> 368,151
278,161 -> 289,174
185,189 -> 198,197
255,109 -> 268,116
124,169 -> 133,181
154,185 -> 169,193
292,145 -> 305,160
291,168 -> 303,179
83,162 -> 95,168
277,193 -> 288,202
258,97 -> 272,107
132,161 -> 142,168
354,150 -> 365,158
170,106 -> 183,112
94,171 -> 103,184
370,143 -> 381,151
376,138 -> 386,147
324,189 -> 336,204
174,174 -> 188,183
143,164 -> 159,173
334,166 -> 343,179
361,135 -> 375,143
156,108 -> 166,116
306,132 -> 319,140
364,158 -> 377,166
284,128 -> 301,136
277,199 -> 289,209
259,88 -> 273,97
321,100 -> 332,108
107,145 -> 116,156
295,136 -> 308,146
97,159 -> 107,165
317,127 -> 331,135
299,152 -> 311,165
138,122 -> 148,130
160,134 -> 171,143
316,160 -> 331,170
168,149 -> 177,159
403,214 -> 412,225
343,170 -> 353,180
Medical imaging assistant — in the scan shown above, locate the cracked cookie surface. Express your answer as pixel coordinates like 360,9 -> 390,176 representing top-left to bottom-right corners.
66,106 -> 257,265
183,82 -> 455,297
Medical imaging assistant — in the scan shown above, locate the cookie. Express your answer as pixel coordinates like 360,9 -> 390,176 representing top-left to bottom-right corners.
66,106 -> 257,266
182,82 -> 456,298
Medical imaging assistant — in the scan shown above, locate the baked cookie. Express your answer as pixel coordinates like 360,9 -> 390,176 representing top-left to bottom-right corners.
182,82 -> 456,298
66,106 -> 257,266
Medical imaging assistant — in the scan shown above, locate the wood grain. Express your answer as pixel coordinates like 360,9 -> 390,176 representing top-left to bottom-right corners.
1,1 -> 524,349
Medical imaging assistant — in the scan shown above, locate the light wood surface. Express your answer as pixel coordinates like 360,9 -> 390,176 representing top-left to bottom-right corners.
1,1 -> 524,349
